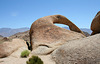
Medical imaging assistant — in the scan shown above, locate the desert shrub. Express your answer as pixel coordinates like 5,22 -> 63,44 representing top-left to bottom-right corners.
26,55 -> 43,64
21,50 -> 30,58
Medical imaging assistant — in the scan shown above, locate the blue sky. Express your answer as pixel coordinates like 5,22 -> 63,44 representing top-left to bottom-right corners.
0,0 -> 100,29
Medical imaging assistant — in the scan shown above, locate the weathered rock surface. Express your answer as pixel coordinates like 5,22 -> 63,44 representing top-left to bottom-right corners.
91,11 -> 100,35
30,15 -> 85,51
39,55 -> 55,64
0,55 -> 55,64
52,34 -> 100,64
0,38 -> 31,64
10,47 -> 28,58
0,38 -> 27,58
31,45 -> 58,55
0,57 -> 28,64
0,46 -> 29,64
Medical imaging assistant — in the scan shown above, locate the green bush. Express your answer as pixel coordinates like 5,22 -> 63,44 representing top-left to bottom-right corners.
21,50 -> 30,58
26,55 -> 43,64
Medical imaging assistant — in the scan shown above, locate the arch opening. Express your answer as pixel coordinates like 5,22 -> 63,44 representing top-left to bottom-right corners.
54,23 -> 70,30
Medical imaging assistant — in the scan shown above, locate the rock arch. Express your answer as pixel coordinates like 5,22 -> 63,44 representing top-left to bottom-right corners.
29,15 -> 85,51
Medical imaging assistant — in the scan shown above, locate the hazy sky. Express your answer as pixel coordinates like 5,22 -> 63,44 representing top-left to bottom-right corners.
0,0 -> 100,29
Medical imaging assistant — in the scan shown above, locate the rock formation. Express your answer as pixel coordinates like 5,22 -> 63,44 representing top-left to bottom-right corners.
0,38 -> 30,64
1,14 -> 100,64
0,57 -> 28,64
29,15 -> 85,51
52,33 -> 100,64
0,38 -> 27,58
91,11 -> 100,35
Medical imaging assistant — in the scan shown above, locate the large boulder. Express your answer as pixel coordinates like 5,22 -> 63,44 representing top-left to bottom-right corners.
0,38 -> 27,58
91,11 -> 100,35
30,15 -> 85,52
0,47 -> 29,64
52,34 -> 100,64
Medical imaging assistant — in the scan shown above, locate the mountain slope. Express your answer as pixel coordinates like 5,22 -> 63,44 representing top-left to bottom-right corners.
80,28 -> 92,34
9,30 -> 30,42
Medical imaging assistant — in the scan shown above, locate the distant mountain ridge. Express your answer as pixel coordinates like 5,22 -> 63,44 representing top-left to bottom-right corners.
0,27 -> 29,37
80,28 -> 92,34
63,27 -> 92,34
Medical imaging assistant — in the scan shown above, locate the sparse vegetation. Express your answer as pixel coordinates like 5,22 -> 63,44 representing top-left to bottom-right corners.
26,55 -> 43,64
21,50 -> 30,58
